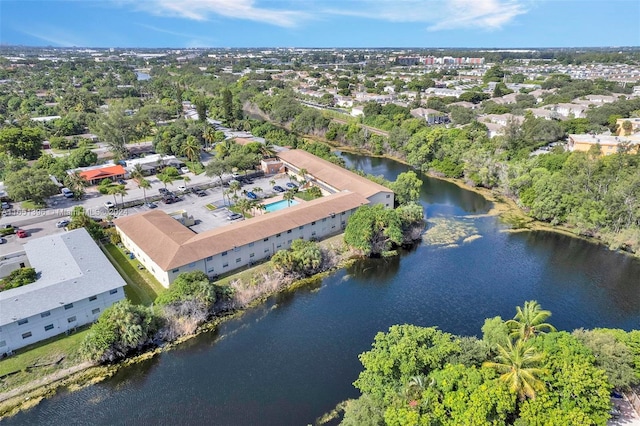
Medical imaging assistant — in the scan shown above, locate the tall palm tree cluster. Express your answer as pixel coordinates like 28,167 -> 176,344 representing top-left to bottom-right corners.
483,300 -> 556,401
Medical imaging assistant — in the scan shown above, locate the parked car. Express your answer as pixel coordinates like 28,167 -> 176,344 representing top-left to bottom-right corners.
273,185 -> 285,193
56,219 -> 70,228
2,201 -> 12,209
246,191 -> 257,200
159,188 -> 169,195
181,166 -> 190,174
16,229 -> 28,238
193,189 -> 206,197
104,201 -> 115,209
286,182 -> 298,189
117,179 -> 126,185
146,202 -> 158,209
178,185 -> 187,192
228,213 -> 243,221
0,237 -> 6,244
1,224 -> 12,229
162,197 -> 175,204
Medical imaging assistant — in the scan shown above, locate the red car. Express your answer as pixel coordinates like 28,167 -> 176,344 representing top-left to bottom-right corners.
16,229 -> 28,238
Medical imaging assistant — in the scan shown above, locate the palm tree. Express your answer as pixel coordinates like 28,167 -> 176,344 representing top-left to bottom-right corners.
229,180 -> 242,198
131,163 -> 145,180
259,140 -> 276,158
252,187 -> 263,197
483,339 -> 547,400
298,168 -> 308,184
236,198 -> 253,218
283,189 -> 295,207
506,301 -> 556,341
223,189 -> 232,207
105,183 -> 121,208
203,126 -> 216,150
116,184 -> 128,207
65,171 -> 87,200
137,178 -> 151,203
269,179 -> 276,187
182,135 -> 201,163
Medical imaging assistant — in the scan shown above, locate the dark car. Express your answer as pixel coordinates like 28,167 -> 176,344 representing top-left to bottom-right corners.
159,188 -> 169,195
246,191 -> 257,200
162,196 -> 175,204
146,202 -> 158,209
228,213 -> 243,221
117,179 -> 126,185
273,185 -> 285,193
286,182 -> 298,189
193,189 -> 206,197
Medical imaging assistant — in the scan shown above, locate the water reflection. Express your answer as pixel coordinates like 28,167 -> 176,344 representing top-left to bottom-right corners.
346,255 -> 401,283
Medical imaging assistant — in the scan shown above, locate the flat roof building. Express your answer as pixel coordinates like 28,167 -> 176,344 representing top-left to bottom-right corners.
0,228 -> 126,354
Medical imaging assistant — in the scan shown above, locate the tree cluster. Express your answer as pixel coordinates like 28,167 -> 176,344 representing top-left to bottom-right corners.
343,301 -> 638,425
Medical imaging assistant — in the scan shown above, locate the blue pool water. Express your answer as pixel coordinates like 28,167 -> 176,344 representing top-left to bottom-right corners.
264,199 -> 298,212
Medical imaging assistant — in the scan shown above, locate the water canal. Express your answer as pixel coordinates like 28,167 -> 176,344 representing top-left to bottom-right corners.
6,153 -> 640,425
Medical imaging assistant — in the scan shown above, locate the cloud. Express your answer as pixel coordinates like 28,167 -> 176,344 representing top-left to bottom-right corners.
323,0 -> 530,31
18,27 -> 86,47
124,0 -> 309,27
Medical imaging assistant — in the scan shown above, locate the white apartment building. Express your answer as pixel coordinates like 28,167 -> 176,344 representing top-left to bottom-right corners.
0,229 -> 126,355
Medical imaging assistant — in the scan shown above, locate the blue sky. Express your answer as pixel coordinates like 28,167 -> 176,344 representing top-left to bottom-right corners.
1,0 -> 639,48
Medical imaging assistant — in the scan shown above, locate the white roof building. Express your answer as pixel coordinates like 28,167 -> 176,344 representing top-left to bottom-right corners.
0,229 -> 126,354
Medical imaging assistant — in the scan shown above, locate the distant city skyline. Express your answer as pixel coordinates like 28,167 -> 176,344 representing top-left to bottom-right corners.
1,0 -> 638,48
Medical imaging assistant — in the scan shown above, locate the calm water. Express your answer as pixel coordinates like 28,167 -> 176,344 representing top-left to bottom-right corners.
6,154 -> 640,426
264,199 -> 299,212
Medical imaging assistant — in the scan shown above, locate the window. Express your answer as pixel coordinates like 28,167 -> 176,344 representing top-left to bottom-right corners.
311,232 -> 317,237
189,262 -> 196,267
41,311 -> 51,318
0,341 -> 6,347
341,212 -> 346,215
235,258 -> 241,263
44,324 -> 54,331
17,319 -> 28,326
67,316 -> 77,323
263,237 -> 269,242
276,233 -> 281,237
322,218 -> 326,222
234,247 -> 240,252
92,308 -> 100,315
386,194 -> 391,198
110,289 -> 118,295
22,332 -> 32,339
64,303 -> 74,310
206,256 -> 213,261
287,240 -> 292,244
172,268 -> 179,273
249,253 -> 255,258
276,244 -> 282,249
248,242 -> 254,247
223,263 -> 229,268
221,251 -> 228,256
287,230 -> 292,234
264,249 -> 269,254
311,221 -> 316,225
89,295 -> 97,302
299,226 -> 304,230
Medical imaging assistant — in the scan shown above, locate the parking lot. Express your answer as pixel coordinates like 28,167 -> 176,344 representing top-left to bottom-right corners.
0,172 -> 295,255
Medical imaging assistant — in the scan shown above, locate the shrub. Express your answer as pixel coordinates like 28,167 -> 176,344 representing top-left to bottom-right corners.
0,267 -> 37,291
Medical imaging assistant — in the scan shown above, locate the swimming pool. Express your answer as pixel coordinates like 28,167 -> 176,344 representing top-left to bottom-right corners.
264,199 -> 298,212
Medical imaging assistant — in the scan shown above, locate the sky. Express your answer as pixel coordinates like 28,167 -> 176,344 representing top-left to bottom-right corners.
1,0 -> 639,48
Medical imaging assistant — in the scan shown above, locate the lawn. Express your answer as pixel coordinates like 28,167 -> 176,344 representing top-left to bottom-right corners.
0,328 -> 89,391
102,243 -> 164,305
294,191 -> 322,202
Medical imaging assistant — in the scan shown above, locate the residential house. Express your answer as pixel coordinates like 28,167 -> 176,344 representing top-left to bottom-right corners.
410,107 -> 449,125
567,134 -> 640,155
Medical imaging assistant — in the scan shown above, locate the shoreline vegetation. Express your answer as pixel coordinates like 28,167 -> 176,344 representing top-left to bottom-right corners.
0,147 -> 635,419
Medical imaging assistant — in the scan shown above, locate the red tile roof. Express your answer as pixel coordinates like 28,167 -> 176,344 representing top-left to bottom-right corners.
79,165 -> 126,181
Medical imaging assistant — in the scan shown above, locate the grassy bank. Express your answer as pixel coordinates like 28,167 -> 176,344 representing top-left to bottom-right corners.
0,328 -> 90,395
101,243 -> 165,305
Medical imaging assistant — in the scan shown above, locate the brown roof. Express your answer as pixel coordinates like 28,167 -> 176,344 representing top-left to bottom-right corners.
116,191 -> 369,270
114,210 -> 196,270
277,150 -> 391,199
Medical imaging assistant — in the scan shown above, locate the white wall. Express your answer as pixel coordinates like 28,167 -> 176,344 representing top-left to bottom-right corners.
0,287 -> 124,354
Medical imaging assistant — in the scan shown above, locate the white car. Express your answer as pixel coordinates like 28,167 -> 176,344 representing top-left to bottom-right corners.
181,167 -> 190,174
56,219 -> 71,228
104,201 -> 115,209
178,185 -> 187,192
